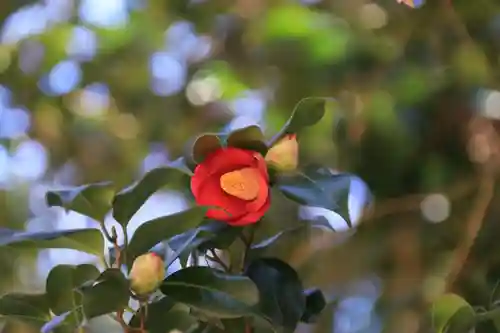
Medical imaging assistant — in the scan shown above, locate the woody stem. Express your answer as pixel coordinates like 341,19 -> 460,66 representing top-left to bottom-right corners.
241,224 -> 258,333
241,224 -> 256,270
206,249 -> 230,271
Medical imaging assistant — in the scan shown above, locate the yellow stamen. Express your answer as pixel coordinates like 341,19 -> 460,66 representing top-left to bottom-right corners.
220,167 -> 260,201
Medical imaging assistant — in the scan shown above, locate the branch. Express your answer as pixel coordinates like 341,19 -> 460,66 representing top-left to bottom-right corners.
445,173 -> 494,290
206,249 -> 230,272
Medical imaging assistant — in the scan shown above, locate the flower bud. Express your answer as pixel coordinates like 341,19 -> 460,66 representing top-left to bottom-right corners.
129,253 -> 165,295
265,134 -> 299,171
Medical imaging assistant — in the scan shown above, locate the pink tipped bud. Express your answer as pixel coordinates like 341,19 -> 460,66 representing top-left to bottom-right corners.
265,134 -> 299,171
129,253 -> 165,295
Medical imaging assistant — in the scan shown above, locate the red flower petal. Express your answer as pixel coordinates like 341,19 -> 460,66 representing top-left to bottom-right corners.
190,147 -> 270,225
252,152 -> 269,181
204,147 -> 256,173
228,197 -> 271,226
245,174 -> 269,212
194,175 -> 246,221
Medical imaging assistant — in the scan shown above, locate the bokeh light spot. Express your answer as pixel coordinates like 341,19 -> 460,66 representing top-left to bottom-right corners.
47,60 -> 82,95
420,193 -> 450,223
79,0 -> 129,28
10,140 -> 48,181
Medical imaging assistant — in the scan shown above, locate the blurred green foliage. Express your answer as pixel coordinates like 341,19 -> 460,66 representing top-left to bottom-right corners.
1,0 -> 500,332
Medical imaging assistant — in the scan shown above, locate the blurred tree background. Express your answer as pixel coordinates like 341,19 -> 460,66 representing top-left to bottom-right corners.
2,0 -> 500,332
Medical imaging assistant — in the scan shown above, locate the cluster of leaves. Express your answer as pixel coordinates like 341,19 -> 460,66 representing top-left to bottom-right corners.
0,99 -> 356,333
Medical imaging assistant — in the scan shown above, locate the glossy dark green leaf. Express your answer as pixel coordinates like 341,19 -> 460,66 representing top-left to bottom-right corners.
112,165 -> 191,226
45,182 -> 115,222
245,257 -> 306,332
197,222 -> 243,251
81,268 -> 130,319
429,293 -> 475,333
167,220 -> 234,260
160,266 -> 259,318
129,299 -> 199,333
178,251 -> 191,268
226,125 -> 268,156
166,228 -> 203,268
269,97 -> 333,145
0,293 -> 50,328
125,206 -> 208,267
276,167 -> 353,227
300,289 -> 326,323
251,226 -> 304,250
0,228 -> 105,256
168,156 -> 195,175
191,133 -> 223,164
45,264 -> 100,318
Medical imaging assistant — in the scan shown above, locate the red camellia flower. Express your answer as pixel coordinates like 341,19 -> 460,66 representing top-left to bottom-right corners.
191,147 -> 270,226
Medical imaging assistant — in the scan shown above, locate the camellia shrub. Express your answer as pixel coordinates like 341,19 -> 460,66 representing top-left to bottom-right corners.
0,99 -> 357,333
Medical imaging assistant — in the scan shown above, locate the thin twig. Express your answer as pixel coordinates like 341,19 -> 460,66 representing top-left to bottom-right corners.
115,309 -> 129,333
241,225 -> 258,333
206,249 -> 230,271
105,224 -> 132,332
101,224 -> 115,243
241,225 -> 256,271
362,177 -> 476,221
121,224 -> 128,268
445,173 -> 495,290
111,226 -> 122,268
139,302 -> 148,333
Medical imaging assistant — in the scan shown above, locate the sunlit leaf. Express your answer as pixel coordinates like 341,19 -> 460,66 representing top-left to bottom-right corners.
41,311 -> 79,333
430,293 -> 475,333
45,264 -> 100,320
0,228 -> 104,256
269,97 -> 334,145
226,125 -> 268,156
45,182 -> 115,222
191,133 -> 223,164
112,166 -> 191,226
0,293 -> 50,328
125,206 -> 208,267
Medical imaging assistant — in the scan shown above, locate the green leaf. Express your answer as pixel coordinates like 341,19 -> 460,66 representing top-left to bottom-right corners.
276,167 -> 353,227
45,182 -> 115,222
197,222 -> 243,251
129,299 -> 199,333
269,97 -> 334,145
41,311 -> 79,333
245,258 -> 306,332
0,293 -> 50,328
125,206 -> 208,267
168,157 -> 194,175
430,293 -> 475,333
226,125 -> 268,156
0,228 -> 105,256
251,226 -> 305,250
46,264 -> 100,317
165,228 -> 204,268
192,318 -> 246,333
81,269 -> 130,319
160,266 -> 259,318
164,220 -> 240,268
191,133 -> 223,164
300,289 -> 326,323
112,166 -> 191,226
